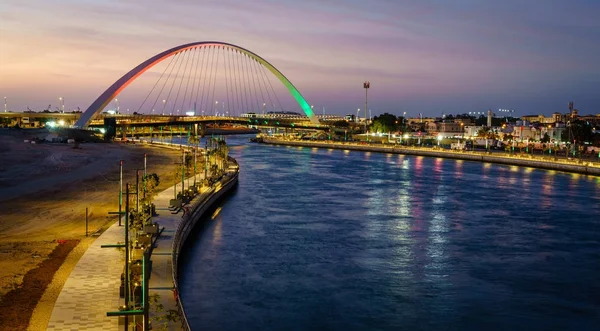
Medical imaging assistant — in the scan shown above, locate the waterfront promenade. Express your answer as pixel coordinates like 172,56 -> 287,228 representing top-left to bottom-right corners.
46,172 -> 207,331
261,137 -> 600,176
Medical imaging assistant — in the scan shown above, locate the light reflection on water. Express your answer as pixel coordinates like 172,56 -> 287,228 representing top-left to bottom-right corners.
178,136 -> 600,331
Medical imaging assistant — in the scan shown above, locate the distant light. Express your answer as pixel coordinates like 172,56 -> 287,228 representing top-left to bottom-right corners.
58,120 -> 65,126
185,111 -> 195,116
106,110 -> 116,115
99,128 -> 106,134
47,121 -> 56,128
403,134 -> 409,139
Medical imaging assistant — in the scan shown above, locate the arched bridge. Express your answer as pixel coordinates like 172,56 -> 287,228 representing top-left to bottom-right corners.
75,41 -> 319,128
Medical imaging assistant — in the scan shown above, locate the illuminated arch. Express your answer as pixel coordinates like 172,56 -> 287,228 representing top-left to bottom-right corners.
74,41 -> 318,128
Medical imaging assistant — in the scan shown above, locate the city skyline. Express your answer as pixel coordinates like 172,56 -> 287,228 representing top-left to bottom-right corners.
1,0 -> 600,117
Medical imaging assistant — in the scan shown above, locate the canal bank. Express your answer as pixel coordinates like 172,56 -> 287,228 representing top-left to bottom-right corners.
169,157 -> 239,330
260,138 -> 600,176
145,141 -> 239,330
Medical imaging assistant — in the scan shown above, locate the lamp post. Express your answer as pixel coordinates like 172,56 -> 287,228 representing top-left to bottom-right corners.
59,97 -> 64,113
356,109 -> 360,123
215,101 -> 218,116
119,160 -> 123,226
3,97 -> 6,113
115,98 -> 119,114
363,81 -> 370,128
162,99 -> 166,115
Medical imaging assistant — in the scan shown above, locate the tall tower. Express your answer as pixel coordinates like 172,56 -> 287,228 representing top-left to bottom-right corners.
487,109 -> 492,127
363,81 -> 370,125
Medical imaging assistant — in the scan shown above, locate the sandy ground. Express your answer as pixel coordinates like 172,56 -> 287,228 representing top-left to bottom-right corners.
0,129 -> 182,329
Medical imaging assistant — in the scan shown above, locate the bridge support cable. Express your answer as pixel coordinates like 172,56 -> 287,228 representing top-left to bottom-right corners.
257,59 -> 277,115
248,55 -> 262,115
205,46 -> 216,116
135,53 -> 176,115
242,53 -> 257,114
194,46 -> 206,114
180,48 -> 196,114
187,47 -> 200,112
199,46 -> 212,116
232,50 -> 245,115
209,46 -> 220,116
250,57 -> 268,115
222,46 -> 232,117
231,49 -> 244,117
157,51 -> 183,115
194,46 -> 207,114
74,41 -> 319,128
258,59 -> 285,114
164,50 -> 187,116
243,53 -> 254,114
170,49 -> 192,116
182,47 -> 199,116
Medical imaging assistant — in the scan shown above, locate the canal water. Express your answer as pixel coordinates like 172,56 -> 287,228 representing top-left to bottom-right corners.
178,135 -> 600,331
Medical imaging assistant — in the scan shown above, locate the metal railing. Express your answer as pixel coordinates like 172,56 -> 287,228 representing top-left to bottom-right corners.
170,162 -> 239,330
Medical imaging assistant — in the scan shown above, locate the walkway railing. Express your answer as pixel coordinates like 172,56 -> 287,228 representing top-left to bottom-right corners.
170,158 -> 239,330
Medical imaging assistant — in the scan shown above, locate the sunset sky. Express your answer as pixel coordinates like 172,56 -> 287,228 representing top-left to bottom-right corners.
1,0 -> 599,117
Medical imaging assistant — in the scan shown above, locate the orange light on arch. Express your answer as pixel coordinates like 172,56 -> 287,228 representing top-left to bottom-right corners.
75,41 -> 318,128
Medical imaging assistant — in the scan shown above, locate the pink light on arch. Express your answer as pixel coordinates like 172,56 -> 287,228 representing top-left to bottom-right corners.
75,41 -> 318,128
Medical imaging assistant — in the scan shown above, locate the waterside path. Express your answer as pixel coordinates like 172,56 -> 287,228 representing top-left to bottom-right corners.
46,142 -> 239,330
261,138 -> 600,176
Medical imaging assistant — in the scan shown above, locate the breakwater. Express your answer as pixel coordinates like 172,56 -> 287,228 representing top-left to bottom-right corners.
261,138 -> 600,176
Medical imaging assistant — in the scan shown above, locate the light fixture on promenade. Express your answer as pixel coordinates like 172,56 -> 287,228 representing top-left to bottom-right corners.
263,102 -> 266,114
162,99 -> 166,115
215,101 -> 218,116
59,97 -> 64,113
4,97 -> 6,113
356,108 -> 360,123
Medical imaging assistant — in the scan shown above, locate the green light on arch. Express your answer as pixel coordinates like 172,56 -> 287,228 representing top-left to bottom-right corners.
75,41 -> 319,128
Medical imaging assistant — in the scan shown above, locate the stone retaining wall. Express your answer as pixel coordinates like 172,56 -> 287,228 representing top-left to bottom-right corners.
171,157 -> 239,330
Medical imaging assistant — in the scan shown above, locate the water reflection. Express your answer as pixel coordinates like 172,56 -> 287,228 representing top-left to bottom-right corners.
179,137 -> 600,331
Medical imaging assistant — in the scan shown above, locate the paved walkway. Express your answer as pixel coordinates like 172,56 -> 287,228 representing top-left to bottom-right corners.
146,179 -> 194,331
47,173 -> 206,330
47,222 -> 123,330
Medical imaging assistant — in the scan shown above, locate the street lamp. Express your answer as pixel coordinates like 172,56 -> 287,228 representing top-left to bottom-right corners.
59,97 -> 64,113
437,134 -> 443,147
356,109 -> 360,123
4,97 -> 6,113
114,98 -> 119,114
263,102 -> 266,115
215,101 -> 218,116
162,99 -> 166,115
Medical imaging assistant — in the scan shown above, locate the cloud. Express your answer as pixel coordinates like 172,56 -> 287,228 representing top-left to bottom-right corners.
1,0 -> 599,115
